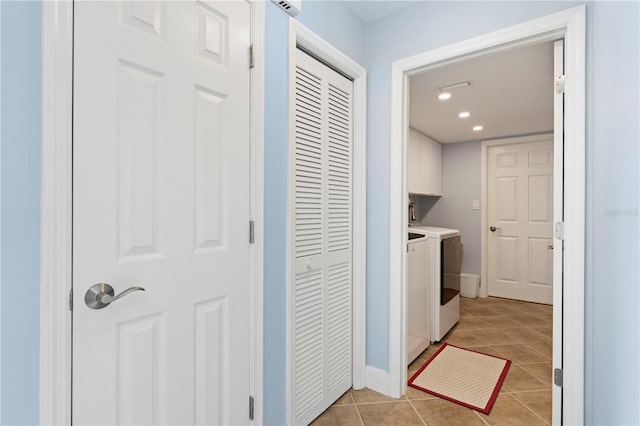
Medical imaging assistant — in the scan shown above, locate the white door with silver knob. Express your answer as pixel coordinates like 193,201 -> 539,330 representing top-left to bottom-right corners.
73,2 -> 253,424
487,138 -> 554,304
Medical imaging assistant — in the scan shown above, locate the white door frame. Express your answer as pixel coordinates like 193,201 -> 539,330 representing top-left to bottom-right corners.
38,1 -> 265,424
286,19 -> 367,425
389,5 -> 585,424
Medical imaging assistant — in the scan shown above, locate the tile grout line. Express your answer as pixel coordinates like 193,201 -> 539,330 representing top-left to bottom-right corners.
519,370 -> 553,385
353,405 -> 366,426
510,392 -> 552,425
484,344 -> 551,364
526,325 -> 553,341
472,409 -> 492,426
350,392 -> 366,426
507,388 -> 552,395
352,398 -> 408,405
405,397 -> 428,426
522,342 -> 553,361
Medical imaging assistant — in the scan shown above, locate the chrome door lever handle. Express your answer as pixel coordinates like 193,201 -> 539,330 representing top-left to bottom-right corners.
85,283 -> 145,309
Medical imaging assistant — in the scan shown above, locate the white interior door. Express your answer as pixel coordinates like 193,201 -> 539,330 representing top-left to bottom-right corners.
551,38 -> 564,426
487,138 -> 554,304
291,48 -> 353,425
73,2 -> 252,424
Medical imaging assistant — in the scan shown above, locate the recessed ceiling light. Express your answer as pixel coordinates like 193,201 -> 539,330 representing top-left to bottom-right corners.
473,125 -> 483,131
458,111 -> 470,118
438,92 -> 451,100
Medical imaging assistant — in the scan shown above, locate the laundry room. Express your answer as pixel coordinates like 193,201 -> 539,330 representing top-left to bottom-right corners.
406,42 -> 556,301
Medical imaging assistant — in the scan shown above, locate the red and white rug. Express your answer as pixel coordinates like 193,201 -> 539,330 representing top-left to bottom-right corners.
408,343 -> 511,414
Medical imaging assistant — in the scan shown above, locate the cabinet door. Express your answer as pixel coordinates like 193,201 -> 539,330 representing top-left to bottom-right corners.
407,128 -> 421,194
407,240 -> 429,363
419,134 -> 429,195
421,134 -> 442,196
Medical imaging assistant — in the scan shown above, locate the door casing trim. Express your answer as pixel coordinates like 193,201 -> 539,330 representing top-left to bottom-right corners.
388,5 -> 585,424
285,19 -> 367,425
39,1 -> 265,424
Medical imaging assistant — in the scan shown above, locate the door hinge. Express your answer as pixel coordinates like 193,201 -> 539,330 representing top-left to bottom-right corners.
249,44 -> 255,69
554,368 -> 563,387
69,288 -> 73,311
249,220 -> 255,244
555,222 -> 565,240
249,395 -> 254,420
555,74 -> 565,94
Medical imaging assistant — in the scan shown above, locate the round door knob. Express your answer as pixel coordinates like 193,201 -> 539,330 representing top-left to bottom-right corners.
490,226 -> 497,232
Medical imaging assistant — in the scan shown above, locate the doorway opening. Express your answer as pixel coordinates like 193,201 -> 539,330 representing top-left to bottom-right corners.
389,6 -> 585,424
405,39 -> 558,422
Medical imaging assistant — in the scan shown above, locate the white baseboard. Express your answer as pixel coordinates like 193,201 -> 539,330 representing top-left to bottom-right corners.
365,366 -> 394,396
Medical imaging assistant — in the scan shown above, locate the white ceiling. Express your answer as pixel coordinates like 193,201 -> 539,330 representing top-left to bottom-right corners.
342,1 -> 414,23
409,42 -> 555,144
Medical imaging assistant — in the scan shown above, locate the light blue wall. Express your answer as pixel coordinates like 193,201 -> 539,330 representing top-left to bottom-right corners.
0,1 -> 42,424
296,1 -> 366,66
586,2 -> 639,424
262,2 -> 365,424
263,4 -> 289,424
364,1 -> 639,424
415,141 -> 482,275
0,1 -> 3,417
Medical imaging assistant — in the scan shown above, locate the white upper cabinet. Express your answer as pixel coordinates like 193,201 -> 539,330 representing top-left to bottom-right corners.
408,128 -> 442,196
422,133 -> 442,196
407,128 -> 422,194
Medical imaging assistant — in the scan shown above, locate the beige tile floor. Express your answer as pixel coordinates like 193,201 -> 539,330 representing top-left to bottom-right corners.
311,297 -> 553,426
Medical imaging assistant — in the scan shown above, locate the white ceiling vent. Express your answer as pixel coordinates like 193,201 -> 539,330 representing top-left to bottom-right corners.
272,0 -> 301,17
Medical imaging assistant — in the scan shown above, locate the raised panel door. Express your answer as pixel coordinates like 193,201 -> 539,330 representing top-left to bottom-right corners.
73,2 -> 252,424
487,139 -> 553,304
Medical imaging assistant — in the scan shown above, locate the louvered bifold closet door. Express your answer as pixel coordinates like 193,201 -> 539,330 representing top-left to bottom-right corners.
293,48 -> 354,425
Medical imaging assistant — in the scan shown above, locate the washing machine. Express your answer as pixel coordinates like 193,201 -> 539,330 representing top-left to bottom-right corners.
411,226 -> 461,342
407,231 -> 429,364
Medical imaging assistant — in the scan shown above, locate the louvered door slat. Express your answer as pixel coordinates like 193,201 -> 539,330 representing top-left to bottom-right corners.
294,63 -> 323,260
293,268 -> 323,417
327,261 -> 352,389
327,83 -> 352,253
